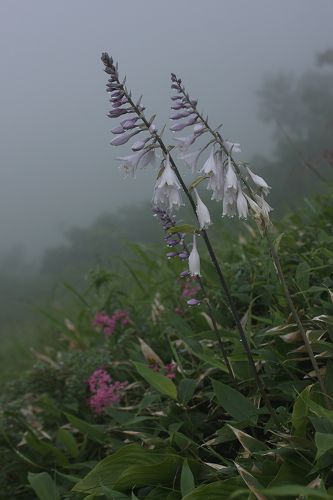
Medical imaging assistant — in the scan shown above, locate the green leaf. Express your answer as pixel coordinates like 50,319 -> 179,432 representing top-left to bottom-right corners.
235,464 -> 266,500
134,362 -> 177,400
295,261 -> 310,290
181,478 -> 245,499
64,413 -> 105,443
167,224 -> 197,235
315,432 -> 333,460
228,426 -> 269,454
188,176 -> 209,191
73,444 -> 181,494
56,428 -> 79,458
261,485 -> 330,498
212,379 -> 259,423
181,459 -> 195,497
291,384 -> 312,437
114,456 -> 181,491
177,378 -> 197,404
28,472 -> 60,500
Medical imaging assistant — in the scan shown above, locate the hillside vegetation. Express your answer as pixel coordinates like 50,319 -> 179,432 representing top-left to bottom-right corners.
1,189 -> 333,499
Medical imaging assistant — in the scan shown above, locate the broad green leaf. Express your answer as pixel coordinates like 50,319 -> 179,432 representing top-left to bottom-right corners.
291,384 -> 312,437
114,456 -> 181,490
235,464 -> 267,500
212,379 -> 259,423
228,425 -> 269,454
73,444 -> 179,494
261,485 -> 330,498
56,428 -> 79,458
188,176 -> 209,191
315,432 -> 333,460
295,261 -> 310,290
25,433 -> 69,466
64,413 -> 105,443
167,224 -> 197,234
181,459 -> 195,497
28,472 -> 60,500
182,478 -> 245,499
134,362 -> 177,400
177,378 -> 197,404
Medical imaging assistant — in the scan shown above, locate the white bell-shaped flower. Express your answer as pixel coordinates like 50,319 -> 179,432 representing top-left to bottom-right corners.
194,189 -> 212,229
189,234 -> 201,276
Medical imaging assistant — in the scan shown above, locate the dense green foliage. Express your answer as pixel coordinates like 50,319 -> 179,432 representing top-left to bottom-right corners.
1,189 -> 333,499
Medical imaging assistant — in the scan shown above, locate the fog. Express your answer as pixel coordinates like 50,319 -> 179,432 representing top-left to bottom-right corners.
0,0 -> 332,257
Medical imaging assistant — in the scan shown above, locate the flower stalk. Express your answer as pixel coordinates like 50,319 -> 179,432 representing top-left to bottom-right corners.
173,74 -> 331,409
101,53 -> 279,425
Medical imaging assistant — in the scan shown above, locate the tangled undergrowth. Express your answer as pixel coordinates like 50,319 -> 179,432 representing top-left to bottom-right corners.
1,190 -> 333,499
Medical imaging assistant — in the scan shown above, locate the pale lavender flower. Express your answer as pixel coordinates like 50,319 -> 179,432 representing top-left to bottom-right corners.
194,189 -> 212,229
178,149 -> 204,173
188,234 -> 201,276
153,155 -> 183,210
236,186 -> 248,219
247,167 -> 271,196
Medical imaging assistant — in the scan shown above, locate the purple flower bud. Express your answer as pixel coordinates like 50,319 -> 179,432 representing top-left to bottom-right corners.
170,110 -> 193,120
111,129 -> 139,146
131,137 -> 150,151
111,91 -> 124,100
166,239 -> 179,247
171,83 -> 179,90
178,252 -> 189,260
171,95 -> 183,101
149,124 -> 157,133
121,117 -> 139,129
180,270 -> 190,278
171,102 -> 186,110
167,252 -> 179,259
111,125 -> 125,134
190,99 -> 198,107
112,98 -> 127,108
170,122 -> 187,132
187,298 -> 201,306
108,108 -> 129,118
194,123 -> 206,135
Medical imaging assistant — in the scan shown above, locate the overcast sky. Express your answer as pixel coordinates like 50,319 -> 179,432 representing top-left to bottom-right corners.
0,0 -> 332,256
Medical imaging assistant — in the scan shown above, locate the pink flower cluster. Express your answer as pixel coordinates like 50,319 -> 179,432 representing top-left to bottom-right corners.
181,280 -> 200,299
93,310 -> 130,337
149,361 -> 177,379
87,368 -> 128,414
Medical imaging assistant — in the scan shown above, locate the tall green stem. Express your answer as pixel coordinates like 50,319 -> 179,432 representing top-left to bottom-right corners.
122,90 -> 280,426
177,83 -> 331,408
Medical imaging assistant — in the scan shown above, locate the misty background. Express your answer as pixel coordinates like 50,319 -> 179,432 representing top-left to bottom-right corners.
0,0 -> 332,378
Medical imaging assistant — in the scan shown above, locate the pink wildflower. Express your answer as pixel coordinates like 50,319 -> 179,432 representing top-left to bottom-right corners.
165,362 -> 177,379
148,361 -> 177,379
93,310 -> 130,337
87,368 -> 128,414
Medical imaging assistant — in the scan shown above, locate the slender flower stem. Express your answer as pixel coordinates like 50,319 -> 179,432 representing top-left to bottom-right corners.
197,278 -> 237,385
123,92 -> 279,426
265,230 -> 332,409
103,60 -> 279,425
177,82 -> 331,409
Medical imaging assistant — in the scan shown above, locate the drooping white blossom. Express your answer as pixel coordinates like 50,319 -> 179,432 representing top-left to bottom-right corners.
222,157 -> 238,217
194,189 -> 212,229
117,149 -> 156,178
188,234 -> 201,276
236,186 -> 249,219
208,150 -> 225,202
225,141 -> 241,154
178,149 -> 203,173
152,155 -> 183,210
255,194 -> 273,221
199,148 -> 217,176
247,167 -> 271,196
